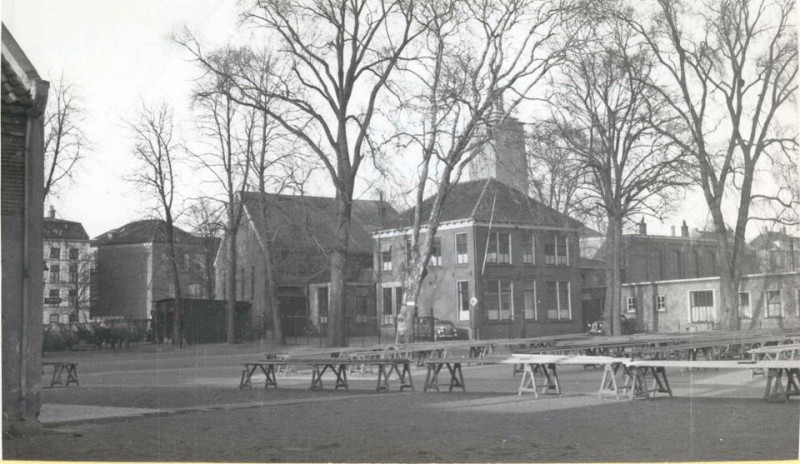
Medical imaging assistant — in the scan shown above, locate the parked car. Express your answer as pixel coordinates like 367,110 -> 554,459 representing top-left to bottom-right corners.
417,317 -> 458,340
587,315 -> 631,336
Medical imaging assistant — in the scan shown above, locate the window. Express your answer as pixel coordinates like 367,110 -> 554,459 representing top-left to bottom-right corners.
692,251 -> 701,277
68,289 -> 77,305
523,280 -> 537,320
689,290 -> 714,322
381,246 -> 392,272
405,238 -> 413,263
49,313 -> 59,323
429,237 -> 442,267
318,287 -> 329,324
486,232 -> 511,264
766,290 -> 782,318
673,251 -> 684,279
177,253 -> 187,271
546,281 -> 571,320
626,297 -> 637,314
522,234 -> 535,265
69,248 -> 79,260
69,264 -> 78,283
382,287 -> 394,325
250,266 -> 255,300
49,264 -> 60,283
738,292 -> 751,318
796,289 -> 800,317
457,281 -> 470,322
708,252 -> 716,275
354,287 -> 371,323
49,289 -> 60,299
545,236 -> 568,265
50,247 -> 60,259
657,295 -> 666,312
486,280 -> 513,321
455,233 -> 468,265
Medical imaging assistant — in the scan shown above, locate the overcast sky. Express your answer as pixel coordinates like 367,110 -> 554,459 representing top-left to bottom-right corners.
2,0 -> 795,240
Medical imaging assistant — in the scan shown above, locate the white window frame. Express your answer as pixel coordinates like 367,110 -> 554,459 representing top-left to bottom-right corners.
656,295 -> 666,312
738,291 -> 752,319
429,237 -> 442,267
522,233 -> 535,265
546,281 -> 571,320
486,280 -> 514,321
545,236 -> 569,266
626,296 -> 637,314
523,280 -> 537,320
455,233 -> 468,265
486,232 -> 511,264
381,246 -> 392,272
317,286 -> 329,325
456,281 -> 470,322
688,290 -> 715,323
765,289 -> 782,318
381,286 -> 396,325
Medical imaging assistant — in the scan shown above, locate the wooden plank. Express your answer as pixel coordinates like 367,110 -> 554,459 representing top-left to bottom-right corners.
627,360 -> 800,369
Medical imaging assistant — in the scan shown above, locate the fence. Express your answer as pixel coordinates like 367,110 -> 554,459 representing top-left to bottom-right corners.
43,319 -> 152,352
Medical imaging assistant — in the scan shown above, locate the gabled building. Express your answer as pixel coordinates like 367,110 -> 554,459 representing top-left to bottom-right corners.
93,220 -> 211,320
374,178 -> 584,340
216,192 -> 395,337
43,206 -> 93,323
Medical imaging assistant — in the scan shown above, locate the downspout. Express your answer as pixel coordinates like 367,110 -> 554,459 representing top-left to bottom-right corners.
20,115 -> 34,414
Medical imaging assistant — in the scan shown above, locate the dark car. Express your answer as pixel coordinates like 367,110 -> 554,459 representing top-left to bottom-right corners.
417,317 -> 458,340
587,315 -> 631,336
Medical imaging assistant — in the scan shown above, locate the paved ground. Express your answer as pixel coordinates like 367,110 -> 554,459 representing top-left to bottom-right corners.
4,341 -> 800,462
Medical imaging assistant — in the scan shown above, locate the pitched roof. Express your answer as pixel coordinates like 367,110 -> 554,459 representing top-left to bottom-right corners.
93,219 -> 201,246
241,192 -> 396,255
44,218 -> 89,241
382,178 -> 582,231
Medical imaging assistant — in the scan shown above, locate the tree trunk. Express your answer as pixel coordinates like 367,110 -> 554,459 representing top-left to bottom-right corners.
326,195 -> 352,348
603,215 -> 623,336
395,258 -> 428,344
262,237 -> 284,344
713,222 -> 741,331
164,217 -> 183,348
226,224 -> 238,344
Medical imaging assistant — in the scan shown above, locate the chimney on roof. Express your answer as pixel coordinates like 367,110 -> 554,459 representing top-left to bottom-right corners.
681,220 -> 689,238
48,205 -> 55,219
638,217 -> 647,235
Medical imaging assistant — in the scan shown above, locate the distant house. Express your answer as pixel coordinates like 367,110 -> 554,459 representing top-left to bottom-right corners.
621,271 -> 800,333
43,206 -> 93,323
750,229 -> 800,273
215,192 -> 395,338
93,220 -> 212,320
2,23 -> 49,424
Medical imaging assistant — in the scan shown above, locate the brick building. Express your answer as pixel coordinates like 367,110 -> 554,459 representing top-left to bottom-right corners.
621,271 -> 800,332
215,192 -> 394,337
374,179 -> 584,340
93,220 -> 212,320
43,206 -> 93,323
2,23 -> 49,425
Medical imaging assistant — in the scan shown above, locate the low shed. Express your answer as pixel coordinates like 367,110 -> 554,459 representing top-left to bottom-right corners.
152,298 -> 251,344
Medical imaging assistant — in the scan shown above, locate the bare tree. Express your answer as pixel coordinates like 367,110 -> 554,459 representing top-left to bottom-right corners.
387,0 -> 580,343
127,103 -> 185,346
184,197 -> 224,299
66,250 -> 93,323
526,119 -> 596,225
43,76 -> 87,199
549,17 -> 690,335
621,0 -> 798,330
179,0 -> 425,347
191,49 -> 255,344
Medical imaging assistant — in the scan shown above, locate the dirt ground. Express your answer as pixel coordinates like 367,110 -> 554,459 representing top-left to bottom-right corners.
3,342 -> 800,462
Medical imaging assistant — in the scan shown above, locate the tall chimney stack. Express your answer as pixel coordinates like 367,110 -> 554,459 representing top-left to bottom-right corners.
638,217 -> 647,235
681,220 -> 689,238
48,205 -> 55,219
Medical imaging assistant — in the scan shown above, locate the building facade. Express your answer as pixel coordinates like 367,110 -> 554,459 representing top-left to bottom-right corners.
750,229 -> 800,273
93,220 -> 211,320
375,179 -> 584,341
2,23 -> 49,424
621,271 -> 800,333
43,207 -> 93,323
